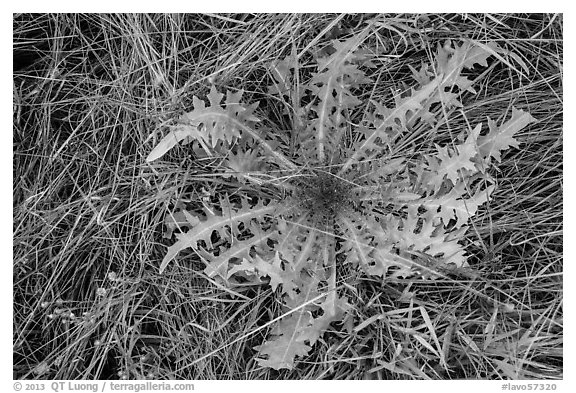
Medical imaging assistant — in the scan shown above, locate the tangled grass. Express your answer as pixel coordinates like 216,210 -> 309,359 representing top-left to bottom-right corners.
13,13 -> 562,379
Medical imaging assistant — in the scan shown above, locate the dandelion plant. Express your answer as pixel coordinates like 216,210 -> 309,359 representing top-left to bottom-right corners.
146,22 -> 537,371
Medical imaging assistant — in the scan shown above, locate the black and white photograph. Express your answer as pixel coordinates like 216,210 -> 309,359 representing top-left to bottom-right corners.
12,12 -> 563,383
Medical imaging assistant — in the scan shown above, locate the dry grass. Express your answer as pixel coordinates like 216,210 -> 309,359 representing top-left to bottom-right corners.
13,13 -> 562,380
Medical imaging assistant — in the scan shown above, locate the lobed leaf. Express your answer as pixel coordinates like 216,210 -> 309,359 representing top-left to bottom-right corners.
159,199 -> 278,274
477,107 -> 536,163
146,86 -> 259,162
